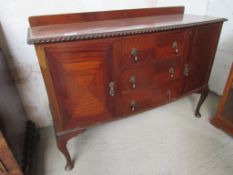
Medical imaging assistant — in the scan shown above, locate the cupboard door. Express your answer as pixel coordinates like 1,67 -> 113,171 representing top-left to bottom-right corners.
185,23 -> 223,92
45,40 -> 119,129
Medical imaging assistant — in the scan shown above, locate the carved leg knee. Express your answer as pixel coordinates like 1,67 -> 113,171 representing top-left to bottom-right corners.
195,87 -> 209,118
56,137 -> 73,171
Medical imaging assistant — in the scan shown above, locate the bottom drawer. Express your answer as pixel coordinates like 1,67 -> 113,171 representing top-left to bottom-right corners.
152,79 -> 183,106
120,87 -> 153,115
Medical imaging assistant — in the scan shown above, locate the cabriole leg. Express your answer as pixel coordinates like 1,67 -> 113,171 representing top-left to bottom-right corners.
56,136 -> 73,171
56,129 -> 85,171
195,87 -> 209,118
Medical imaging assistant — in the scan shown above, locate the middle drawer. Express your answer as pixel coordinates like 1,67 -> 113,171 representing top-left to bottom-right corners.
120,58 -> 183,93
120,65 -> 154,92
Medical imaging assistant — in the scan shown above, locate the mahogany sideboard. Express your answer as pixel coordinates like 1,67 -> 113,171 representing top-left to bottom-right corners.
27,6 -> 226,171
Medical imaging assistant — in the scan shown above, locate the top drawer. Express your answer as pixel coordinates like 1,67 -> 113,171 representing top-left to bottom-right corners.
121,34 -> 156,69
121,31 -> 186,68
156,31 -> 185,61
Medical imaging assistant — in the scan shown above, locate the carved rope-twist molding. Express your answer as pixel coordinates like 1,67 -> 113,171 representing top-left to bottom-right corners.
28,18 -> 227,44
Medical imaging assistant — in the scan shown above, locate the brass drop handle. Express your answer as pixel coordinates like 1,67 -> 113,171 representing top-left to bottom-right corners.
130,76 -> 136,89
172,41 -> 179,54
131,48 -> 139,62
184,64 -> 189,76
131,100 -> 137,112
109,81 -> 115,96
169,66 -> 174,79
166,89 -> 172,100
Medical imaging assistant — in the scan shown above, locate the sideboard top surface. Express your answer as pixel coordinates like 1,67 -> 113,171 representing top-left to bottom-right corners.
28,7 -> 227,44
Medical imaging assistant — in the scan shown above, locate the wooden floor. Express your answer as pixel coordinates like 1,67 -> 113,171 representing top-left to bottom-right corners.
33,93 -> 233,175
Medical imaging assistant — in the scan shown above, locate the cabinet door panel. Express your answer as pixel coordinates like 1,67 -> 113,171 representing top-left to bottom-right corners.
185,24 -> 222,92
45,40 -> 119,129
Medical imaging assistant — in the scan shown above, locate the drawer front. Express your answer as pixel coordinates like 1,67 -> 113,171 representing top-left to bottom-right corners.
120,87 -> 153,115
153,58 -> 183,88
120,65 -> 153,92
156,31 -> 185,61
122,34 -> 157,68
152,79 -> 183,106
121,31 -> 185,69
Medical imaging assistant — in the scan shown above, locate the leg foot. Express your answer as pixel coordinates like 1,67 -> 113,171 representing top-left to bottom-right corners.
65,163 -> 73,171
56,129 -> 85,171
195,111 -> 202,118
195,87 -> 209,118
57,137 -> 73,171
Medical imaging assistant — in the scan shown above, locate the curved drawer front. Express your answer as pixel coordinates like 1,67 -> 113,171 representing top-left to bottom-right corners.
120,65 -> 153,92
121,31 -> 185,69
121,34 -> 157,69
156,31 -> 185,60
153,58 -> 183,88
119,87 -> 153,115
152,79 -> 183,106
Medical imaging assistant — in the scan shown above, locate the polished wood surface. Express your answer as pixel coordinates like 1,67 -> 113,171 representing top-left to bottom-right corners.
28,9 -> 226,44
212,64 -> 233,136
29,6 -> 185,27
45,39 -> 120,129
28,7 -> 226,171
0,132 -> 23,175
184,24 -> 223,93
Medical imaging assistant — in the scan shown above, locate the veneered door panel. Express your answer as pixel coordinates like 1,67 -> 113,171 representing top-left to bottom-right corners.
45,39 -> 120,129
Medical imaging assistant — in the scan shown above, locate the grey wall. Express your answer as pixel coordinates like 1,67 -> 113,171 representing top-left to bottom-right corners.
0,50 -> 26,139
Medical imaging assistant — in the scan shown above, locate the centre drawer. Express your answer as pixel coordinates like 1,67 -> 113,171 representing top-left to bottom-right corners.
120,65 -> 153,92
153,58 -> 183,88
